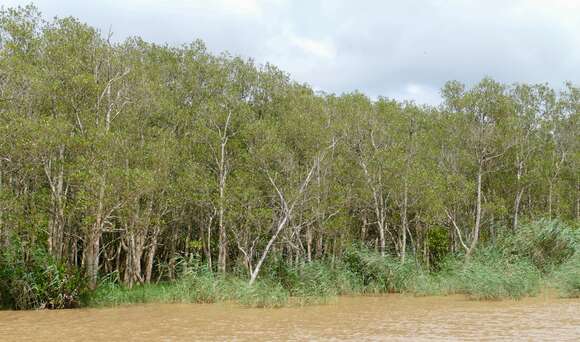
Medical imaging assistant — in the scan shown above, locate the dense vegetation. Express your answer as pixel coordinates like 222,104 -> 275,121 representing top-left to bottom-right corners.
0,5 -> 578,309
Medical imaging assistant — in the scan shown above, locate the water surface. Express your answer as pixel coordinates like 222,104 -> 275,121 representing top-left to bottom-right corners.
1,295 -> 578,341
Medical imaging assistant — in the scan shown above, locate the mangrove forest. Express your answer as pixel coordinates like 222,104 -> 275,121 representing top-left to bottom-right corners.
0,5 -> 578,310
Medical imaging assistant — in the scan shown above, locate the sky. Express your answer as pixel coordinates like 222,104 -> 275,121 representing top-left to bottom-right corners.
3,0 -> 580,105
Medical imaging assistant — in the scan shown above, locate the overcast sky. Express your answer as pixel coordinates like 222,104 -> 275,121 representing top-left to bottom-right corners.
4,0 -> 580,104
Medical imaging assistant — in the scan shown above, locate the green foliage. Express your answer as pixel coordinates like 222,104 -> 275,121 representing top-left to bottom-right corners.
0,4 -> 578,310
235,281 -> 289,308
553,252 -> 580,298
426,226 -> 449,270
0,236 -> 87,309
90,273 -> 291,308
288,261 -> 338,303
455,251 -> 541,300
501,219 -> 578,271
342,245 -> 418,293
408,250 -> 541,300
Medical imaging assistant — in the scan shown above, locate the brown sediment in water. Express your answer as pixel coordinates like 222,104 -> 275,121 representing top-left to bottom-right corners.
0,294 -> 578,341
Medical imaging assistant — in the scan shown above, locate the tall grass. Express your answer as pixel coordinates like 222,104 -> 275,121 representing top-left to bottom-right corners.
342,246 -> 418,293
408,252 -> 541,300
410,219 -> 577,300
0,236 -> 87,310
552,252 -> 580,298
454,251 -> 541,300
89,262 -> 292,308
500,219 -> 578,272
63,219 -> 580,309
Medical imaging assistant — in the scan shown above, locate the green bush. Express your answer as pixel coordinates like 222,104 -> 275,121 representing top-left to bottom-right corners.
501,219 -> 578,272
427,226 -> 450,270
343,245 -> 418,293
407,250 -> 542,300
289,261 -> 337,304
236,280 -> 289,308
0,237 -> 87,309
457,253 -> 541,300
90,268 -> 290,308
553,252 -> 580,298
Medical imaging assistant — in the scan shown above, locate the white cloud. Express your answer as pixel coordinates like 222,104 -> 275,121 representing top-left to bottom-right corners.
2,0 -> 579,105
221,0 -> 263,16
288,34 -> 336,60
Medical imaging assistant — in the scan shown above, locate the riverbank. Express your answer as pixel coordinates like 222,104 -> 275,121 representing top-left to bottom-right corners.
2,295 -> 579,341
2,219 -> 578,310
87,247 -> 578,309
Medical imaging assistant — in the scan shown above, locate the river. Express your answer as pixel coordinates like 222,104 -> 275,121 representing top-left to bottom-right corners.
1,295 -> 578,341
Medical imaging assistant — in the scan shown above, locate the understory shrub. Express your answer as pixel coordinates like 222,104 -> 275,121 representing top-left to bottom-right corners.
343,245 -> 418,293
501,219 -> 578,272
0,237 -> 87,309
408,250 -> 542,300
456,251 -> 541,300
553,252 -> 580,298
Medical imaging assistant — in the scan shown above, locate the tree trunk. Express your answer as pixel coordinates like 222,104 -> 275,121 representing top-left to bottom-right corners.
548,181 -> 553,218
572,176 -> 580,220
466,165 -> 483,258
249,156 -> 319,285
86,176 -> 106,289
249,214 -> 289,285
513,188 -> 524,230
85,229 -> 101,290
306,225 -> 312,262
144,227 -> 159,283
400,180 -> 408,263
45,145 -> 66,262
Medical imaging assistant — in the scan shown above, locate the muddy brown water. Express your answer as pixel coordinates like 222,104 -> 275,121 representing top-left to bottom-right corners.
1,295 -> 579,341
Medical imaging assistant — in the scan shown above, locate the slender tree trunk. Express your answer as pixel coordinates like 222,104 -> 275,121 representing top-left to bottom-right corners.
361,215 -> 368,241
86,175 -> 106,289
316,234 -> 323,258
306,225 -> 312,262
360,161 -> 387,257
86,229 -> 101,290
45,145 -> 66,262
217,111 -> 232,274
249,156 -> 319,285
249,214 -> 289,285
378,219 -> 386,257
548,181 -> 553,218
513,158 -> 524,231
0,163 -> 5,249
513,188 -> 524,230
217,176 -> 227,273
401,179 -> 408,263
205,211 -> 214,271
572,176 -> 580,220
466,165 -> 483,258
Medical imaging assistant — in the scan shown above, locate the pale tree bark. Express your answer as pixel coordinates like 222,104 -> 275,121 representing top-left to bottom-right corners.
513,156 -> 525,230
360,159 -> 388,256
144,226 -> 160,284
44,145 -> 67,261
213,109 -> 232,274
446,209 -> 469,253
511,121 -> 534,230
85,176 -> 106,289
0,161 -> 4,248
547,148 -> 566,218
203,207 -> 216,271
576,175 -> 580,221
466,164 -> 483,258
513,187 -> 524,230
249,143 -> 334,285
400,179 -> 408,263
85,62 -> 130,289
